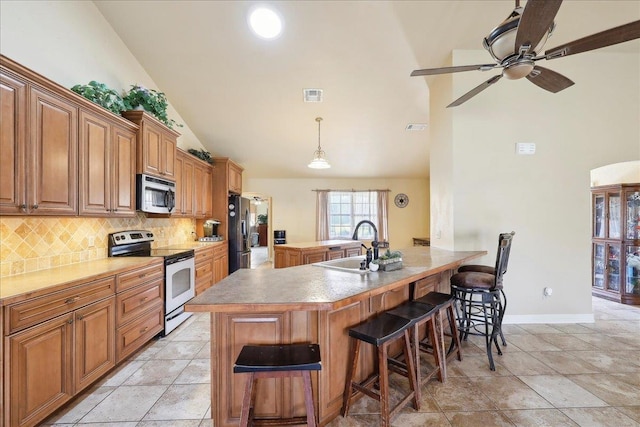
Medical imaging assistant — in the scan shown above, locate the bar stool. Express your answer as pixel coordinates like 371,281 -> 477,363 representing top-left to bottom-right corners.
413,291 -> 463,367
450,231 -> 515,371
341,313 -> 418,427
386,301 -> 445,401
234,343 -> 322,427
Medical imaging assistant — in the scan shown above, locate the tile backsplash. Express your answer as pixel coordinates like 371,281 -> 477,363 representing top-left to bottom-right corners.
0,214 -> 196,278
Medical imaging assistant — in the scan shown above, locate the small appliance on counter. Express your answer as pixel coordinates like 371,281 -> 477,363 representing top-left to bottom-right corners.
200,219 -> 223,242
274,230 -> 287,245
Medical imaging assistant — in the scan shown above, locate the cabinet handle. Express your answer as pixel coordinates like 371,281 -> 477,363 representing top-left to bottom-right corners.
139,273 -> 146,279
114,208 -> 118,212
65,296 -> 80,304
67,318 -> 74,324
77,314 -> 83,321
106,208 -> 110,212
20,204 -> 27,211
140,296 -> 148,303
140,326 -> 149,334
32,204 -> 39,209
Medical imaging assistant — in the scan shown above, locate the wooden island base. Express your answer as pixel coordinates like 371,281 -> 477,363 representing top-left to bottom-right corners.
186,247 -> 485,426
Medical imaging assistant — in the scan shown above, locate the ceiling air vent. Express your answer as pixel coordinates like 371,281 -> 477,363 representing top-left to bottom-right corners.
405,123 -> 427,131
303,88 -> 323,103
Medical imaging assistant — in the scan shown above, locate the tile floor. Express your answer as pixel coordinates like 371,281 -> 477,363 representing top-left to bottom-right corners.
42,296 -> 640,427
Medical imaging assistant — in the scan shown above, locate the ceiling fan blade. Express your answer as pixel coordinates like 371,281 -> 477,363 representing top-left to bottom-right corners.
447,75 -> 503,108
545,20 -> 640,59
515,0 -> 563,54
411,64 -> 497,77
526,66 -> 574,93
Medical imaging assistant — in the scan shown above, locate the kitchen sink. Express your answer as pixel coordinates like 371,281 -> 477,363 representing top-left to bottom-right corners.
313,256 -> 368,274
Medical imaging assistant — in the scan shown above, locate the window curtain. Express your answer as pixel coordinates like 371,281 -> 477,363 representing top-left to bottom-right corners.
316,190 -> 330,241
376,190 -> 389,242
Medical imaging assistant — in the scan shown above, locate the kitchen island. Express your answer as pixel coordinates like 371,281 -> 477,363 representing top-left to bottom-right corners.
185,246 -> 485,426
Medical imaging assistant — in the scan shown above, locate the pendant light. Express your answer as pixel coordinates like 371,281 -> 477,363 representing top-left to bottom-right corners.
308,117 -> 331,169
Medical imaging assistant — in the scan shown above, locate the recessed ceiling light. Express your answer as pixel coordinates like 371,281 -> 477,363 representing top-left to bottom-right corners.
248,6 -> 283,39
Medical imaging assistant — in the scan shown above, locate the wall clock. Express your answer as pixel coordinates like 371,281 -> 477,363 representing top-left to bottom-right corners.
394,193 -> 409,208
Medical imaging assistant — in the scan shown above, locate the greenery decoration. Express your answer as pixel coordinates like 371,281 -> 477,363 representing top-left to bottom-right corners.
71,81 -> 126,115
373,249 -> 403,262
187,148 -> 213,164
123,84 -> 182,129
257,214 -> 268,224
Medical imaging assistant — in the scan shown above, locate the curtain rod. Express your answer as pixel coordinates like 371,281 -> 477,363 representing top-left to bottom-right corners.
311,189 -> 391,192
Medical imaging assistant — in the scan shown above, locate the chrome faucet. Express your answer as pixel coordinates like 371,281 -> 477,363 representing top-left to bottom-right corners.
352,220 -> 379,260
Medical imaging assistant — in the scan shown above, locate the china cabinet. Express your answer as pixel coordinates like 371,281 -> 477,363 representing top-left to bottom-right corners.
591,184 -> 640,304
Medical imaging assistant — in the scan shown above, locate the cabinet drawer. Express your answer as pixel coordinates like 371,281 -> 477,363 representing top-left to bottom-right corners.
327,248 -> 346,260
213,243 -> 228,258
117,262 -> 164,292
116,303 -> 163,363
7,276 -> 115,334
303,251 -> 326,264
116,279 -> 163,327
196,273 -> 213,295
196,259 -> 213,279
195,248 -> 214,264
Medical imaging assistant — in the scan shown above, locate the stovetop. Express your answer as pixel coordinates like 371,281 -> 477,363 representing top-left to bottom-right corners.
108,230 -> 194,260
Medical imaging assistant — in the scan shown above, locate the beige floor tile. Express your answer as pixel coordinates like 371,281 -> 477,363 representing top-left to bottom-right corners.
501,324 -> 531,335
568,373 -> 640,406
560,407 -> 640,427
326,414 -> 385,426
152,341 -> 206,360
137,421 -> 202,426
518,324 -> 564,334
581,319 -> 640,334
75,423 -> 138,426
99,360 -> 146,386
569,350 -> 640,373
502,408 -> 579,427
195,342 -> 211,359
143,384 -> 210,421
546,323 -> 595,334
470,376 -> 554,410
527,351 -> 601,374
505,335 -> 562,352
445,410 -> 515,426
534,334 -> 598,351
618,407 -> 640,423
43,385 -> 115,424
174,359 -> 211,384
80,385 -> 168,423
426,376 -> 498,411
449,353 -> 510,377
496,352 -> 558,376
612,372 -> 640,387
123,359 -> 190,385
198,419 -> 214,427
517,375 -> 608,408
392,411 -> 452,426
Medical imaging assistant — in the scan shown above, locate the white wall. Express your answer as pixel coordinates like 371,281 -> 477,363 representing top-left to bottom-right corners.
0,0 -> 204,151
245,178 -> 429,250
430,49 -> 640,323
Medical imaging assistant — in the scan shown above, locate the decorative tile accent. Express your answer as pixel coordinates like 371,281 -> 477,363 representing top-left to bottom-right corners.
0,213 -> 196,278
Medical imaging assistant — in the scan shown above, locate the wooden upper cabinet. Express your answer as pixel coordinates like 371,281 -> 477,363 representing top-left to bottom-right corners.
29,86 -> 78,215
0,70 -> 27,214
228,161 -> 243,194
122,110 -> 179,180
176,148 -> 212,218
78,110 -> 136,217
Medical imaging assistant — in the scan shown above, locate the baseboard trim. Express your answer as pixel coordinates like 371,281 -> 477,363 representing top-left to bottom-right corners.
503,313 -> 595,324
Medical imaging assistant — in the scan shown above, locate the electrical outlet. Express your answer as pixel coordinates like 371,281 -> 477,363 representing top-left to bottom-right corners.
88,236 -> 95,247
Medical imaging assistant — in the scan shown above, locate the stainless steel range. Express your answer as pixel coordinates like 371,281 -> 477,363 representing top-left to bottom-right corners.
108,230 -> 195,335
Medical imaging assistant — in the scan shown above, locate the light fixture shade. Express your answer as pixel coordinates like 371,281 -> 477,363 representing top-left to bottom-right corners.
308,117 -> 330,169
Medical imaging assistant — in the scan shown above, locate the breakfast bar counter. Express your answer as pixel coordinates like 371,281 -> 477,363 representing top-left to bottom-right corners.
185,246 -> 485,426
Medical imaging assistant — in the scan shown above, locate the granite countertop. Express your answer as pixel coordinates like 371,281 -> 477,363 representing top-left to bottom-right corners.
274,240 -> 362,249
185,246 -> 486,313
0,257 -> 163,305
158,240 -> 226,251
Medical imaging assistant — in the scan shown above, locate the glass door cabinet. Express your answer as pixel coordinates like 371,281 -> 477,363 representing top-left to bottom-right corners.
592,184 -> 640,304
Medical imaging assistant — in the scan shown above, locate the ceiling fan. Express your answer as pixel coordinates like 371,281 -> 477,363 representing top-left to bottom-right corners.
411,0 -> 640,107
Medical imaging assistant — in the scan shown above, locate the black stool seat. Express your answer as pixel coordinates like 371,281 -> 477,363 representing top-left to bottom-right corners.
387,301 -> 437,324
342,313 -> 418,426
458,265 -> 496,274
414,291 -> 451,307
234,344 -> 321,427
234,344 -> 321,373
348,313 -> 411,346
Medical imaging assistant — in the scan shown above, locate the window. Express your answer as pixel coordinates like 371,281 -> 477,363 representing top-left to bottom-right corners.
329,191 -> 378,239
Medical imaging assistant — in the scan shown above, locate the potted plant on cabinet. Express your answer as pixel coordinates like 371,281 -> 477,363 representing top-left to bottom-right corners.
122,84 -> 182,129
70,81 -> 126,115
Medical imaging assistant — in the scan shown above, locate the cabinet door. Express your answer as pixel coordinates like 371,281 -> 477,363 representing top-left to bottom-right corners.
593,243 -> 605,290
203,167 -> 213,217
593,193 -> 605,238
182,157 -> 195,216
327,248 -> 345,260
228,162 -> 242,194
606,243 -> 621,292
111,124 -> 137,216
161,133 -> 176,178
608,192 -> 621,239
345,247 -> 362,257
194,164 -> 207,218
30,86 -> 78,215
8,314 -> 74,427
174,153 -> 184,216
0,71 -> 27,214
303,251 -> 326,265
140,122 -> 163,177
624,189 -> 640,240
74,297 -> 116,392
79,110 -> 110,215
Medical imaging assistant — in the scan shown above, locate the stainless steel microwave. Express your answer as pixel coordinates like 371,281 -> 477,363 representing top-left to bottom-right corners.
136,174 -> 176,214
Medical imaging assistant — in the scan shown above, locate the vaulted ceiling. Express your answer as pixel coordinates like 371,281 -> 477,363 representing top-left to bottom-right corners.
94,1 -> 639,179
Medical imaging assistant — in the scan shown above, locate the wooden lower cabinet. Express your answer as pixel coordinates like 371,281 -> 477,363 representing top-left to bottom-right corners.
195,246 -> 214,295
274,241 -> 362,268
3,260 -> 164,427
213,242 -> 229,284
6,296 -> 115,427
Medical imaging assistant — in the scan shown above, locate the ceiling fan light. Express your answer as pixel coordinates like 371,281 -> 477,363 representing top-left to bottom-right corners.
503,61 -> 534,79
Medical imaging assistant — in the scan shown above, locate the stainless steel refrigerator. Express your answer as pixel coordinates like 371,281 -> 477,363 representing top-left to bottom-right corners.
228,195 -> 251,273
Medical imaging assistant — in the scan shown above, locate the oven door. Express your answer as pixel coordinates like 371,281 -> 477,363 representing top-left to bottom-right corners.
165,256 -> 195,314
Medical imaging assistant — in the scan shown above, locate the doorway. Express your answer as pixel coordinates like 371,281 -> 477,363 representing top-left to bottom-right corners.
245,193 -> 273,269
